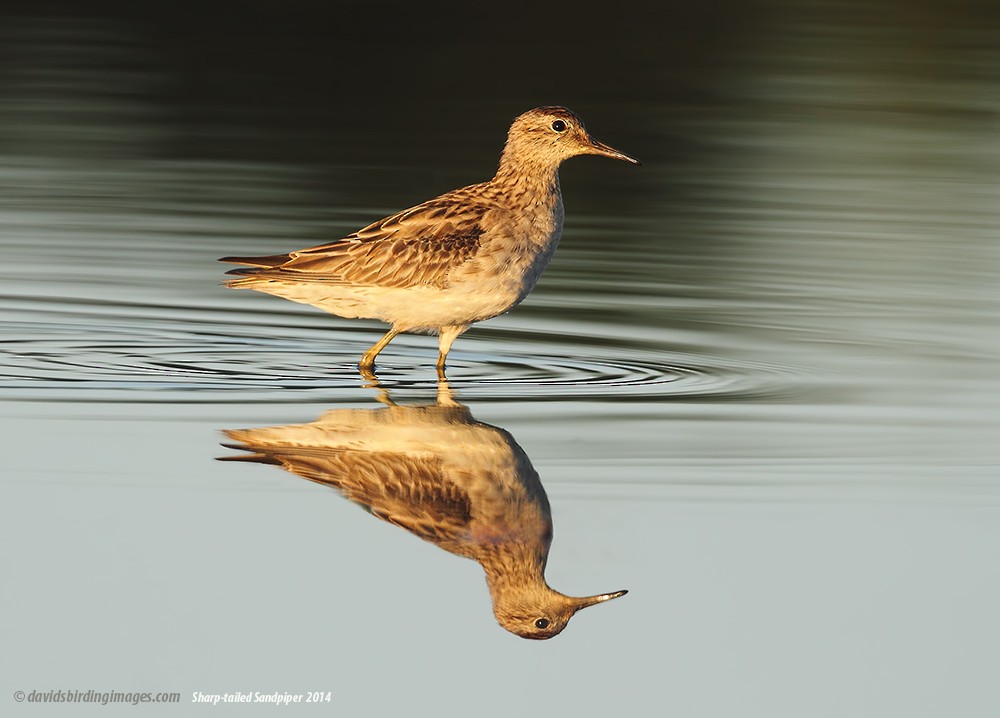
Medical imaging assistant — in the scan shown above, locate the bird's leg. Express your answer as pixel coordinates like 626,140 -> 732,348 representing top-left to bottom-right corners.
436,325 -> 468,378
360,327 -> 400,375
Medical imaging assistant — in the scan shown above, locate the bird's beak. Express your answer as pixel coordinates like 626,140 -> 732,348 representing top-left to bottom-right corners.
574,589 -> 629,611
586,137 -> 641,165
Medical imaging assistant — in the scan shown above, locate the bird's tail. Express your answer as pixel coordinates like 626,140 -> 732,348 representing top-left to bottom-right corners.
219,253 -> 291,289
221,268 -> 269,289
218,253 -> 290,268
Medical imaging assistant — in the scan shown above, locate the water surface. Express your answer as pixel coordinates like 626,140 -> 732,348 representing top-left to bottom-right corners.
2,3 -> 999,717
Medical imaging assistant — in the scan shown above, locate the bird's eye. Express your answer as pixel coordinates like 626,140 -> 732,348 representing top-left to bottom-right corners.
534,618 -> 550,629
551,120 -> 566,132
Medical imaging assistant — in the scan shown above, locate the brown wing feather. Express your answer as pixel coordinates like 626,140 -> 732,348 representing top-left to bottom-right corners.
222,186 -> 497,289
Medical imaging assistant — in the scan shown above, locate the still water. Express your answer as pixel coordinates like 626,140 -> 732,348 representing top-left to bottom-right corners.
2,3 -> 999,716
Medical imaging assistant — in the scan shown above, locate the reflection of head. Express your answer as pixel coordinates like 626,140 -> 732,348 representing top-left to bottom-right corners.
491,585 -> 628,640
221,388 -> 626,639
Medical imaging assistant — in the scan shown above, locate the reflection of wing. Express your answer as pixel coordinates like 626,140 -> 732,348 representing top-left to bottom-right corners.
223,436 -> 473,546
222,187 -> 494,289
220,398 -> 552,561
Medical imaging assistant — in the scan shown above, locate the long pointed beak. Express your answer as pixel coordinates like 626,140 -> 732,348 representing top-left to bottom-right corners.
586,137 -> 641,165
575,589 -> 629,611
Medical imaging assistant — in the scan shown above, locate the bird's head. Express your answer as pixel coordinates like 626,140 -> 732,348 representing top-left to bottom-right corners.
498,106 -> 640,174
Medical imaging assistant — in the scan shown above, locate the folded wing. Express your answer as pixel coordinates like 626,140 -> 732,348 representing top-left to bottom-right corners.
221,192 -> 491,289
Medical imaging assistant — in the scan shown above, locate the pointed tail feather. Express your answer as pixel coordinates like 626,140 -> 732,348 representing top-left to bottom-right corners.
218,253 -> 291,268
222,267 -> 270,289
216,453 -> 283,465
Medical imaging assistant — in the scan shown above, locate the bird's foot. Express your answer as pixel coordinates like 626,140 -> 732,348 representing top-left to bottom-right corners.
435,352 -> 449,380
359,361 -> 379,382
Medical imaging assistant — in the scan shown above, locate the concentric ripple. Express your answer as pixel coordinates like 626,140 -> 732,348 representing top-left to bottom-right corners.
0,301 -> 816,405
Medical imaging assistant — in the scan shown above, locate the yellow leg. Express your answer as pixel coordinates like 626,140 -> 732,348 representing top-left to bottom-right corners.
436,325 -> 468,377
360,327 -> 400,374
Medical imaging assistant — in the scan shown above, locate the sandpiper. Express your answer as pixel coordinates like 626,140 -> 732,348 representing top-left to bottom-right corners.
220,106 -> 639,375
220,382 -> 627,639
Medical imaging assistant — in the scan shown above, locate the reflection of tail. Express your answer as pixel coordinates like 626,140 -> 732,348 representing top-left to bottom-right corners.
216,445 -> 282,466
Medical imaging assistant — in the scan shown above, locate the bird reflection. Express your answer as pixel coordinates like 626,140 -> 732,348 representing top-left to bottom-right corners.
220,382 -> 626,639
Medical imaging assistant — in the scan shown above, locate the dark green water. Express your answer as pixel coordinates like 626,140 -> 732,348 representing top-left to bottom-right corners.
2,2 -> 999,716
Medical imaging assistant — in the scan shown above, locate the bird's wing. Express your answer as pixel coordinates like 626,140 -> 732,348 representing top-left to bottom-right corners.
222,437 -> 473,545
228,188 -> 495,289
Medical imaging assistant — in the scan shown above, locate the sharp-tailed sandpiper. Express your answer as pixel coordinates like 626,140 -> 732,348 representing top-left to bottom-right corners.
220,106 -> 639,375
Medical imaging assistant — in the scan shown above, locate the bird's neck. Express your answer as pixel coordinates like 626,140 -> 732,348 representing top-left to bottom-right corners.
492,152 -> 562,203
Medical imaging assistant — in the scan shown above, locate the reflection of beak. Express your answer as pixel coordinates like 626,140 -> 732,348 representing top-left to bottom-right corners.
575,589 -> 629,611
586,137 -> 641,165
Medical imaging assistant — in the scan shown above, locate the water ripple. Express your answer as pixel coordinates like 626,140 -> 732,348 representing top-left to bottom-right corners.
0,305 -> 813,404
